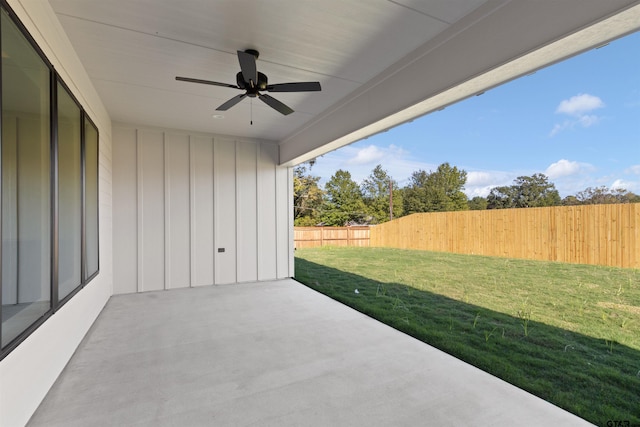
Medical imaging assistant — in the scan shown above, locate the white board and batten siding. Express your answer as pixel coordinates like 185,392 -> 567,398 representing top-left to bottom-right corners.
113,124 -> 293,294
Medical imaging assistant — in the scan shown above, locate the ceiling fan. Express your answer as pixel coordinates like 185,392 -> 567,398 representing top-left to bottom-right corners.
176,49 -> 321,116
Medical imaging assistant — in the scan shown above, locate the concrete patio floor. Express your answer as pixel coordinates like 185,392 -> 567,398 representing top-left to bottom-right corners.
28,279 -> 592,426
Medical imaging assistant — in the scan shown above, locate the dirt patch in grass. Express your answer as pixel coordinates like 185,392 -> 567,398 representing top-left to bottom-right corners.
597,302 -> 640,315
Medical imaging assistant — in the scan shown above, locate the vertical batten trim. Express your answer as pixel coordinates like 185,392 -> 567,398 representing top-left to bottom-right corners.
256,143 -> 261,280
234,140 -> 239,283
272,152 -> 278,279
274,149 -> 279,279
189,135 -> 195,287
213,140 -> 218,285
273,152 -> 281,279
211,136 -> 216,284
163,132 -> 170,290
136,129 -> 143,292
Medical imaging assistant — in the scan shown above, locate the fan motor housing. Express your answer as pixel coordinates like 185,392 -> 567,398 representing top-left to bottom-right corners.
236,71 -> 268,93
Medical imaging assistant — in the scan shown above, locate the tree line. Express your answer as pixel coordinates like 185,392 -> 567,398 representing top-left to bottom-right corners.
294,162 -> 640,226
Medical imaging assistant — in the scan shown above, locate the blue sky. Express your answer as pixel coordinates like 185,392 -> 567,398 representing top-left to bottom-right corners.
310,31 -> 640,199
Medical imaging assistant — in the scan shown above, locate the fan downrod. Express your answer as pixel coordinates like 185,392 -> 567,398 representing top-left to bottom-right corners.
244,49 -> 259,59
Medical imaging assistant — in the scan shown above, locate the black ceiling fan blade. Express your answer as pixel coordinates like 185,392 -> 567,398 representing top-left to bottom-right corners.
176,76 -> 239,89
216,94 -> 246,111
258,93 -> 294,115
266,82 -> 321,92
237,50 -> 257,87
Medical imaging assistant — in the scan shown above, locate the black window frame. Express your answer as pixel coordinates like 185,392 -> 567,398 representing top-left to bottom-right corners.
0,0 -> 100,361
82,113 -> 100,283
56,77 -> 85,308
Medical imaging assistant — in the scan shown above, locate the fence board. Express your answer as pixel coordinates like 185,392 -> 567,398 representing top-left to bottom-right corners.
294,226 -> 370,248
369,204 -> 639,269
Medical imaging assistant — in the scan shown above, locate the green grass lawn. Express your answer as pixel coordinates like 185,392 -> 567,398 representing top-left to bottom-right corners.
294,247 -> 640,426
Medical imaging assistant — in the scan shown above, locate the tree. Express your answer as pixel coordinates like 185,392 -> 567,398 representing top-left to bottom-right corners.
293,164 -> 324,226
627,192 -> 640,203
486,185 -> 516,209
321,169 -> 368,226
468,196 -> 488,210
487,173 -> 560,209
561,195 -> 581,206
575,186 -> 639,204
403,170 -> 429,214
403,163 -> 468,213
361,164 -> 403,223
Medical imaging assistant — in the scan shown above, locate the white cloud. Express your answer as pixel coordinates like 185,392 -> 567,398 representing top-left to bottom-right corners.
346,145 -> 386,165
550,93 -> 605,136
466,171 -> 495,186
545,159 -> 582,179
543,159 -> 599,196
464,170 -> 515,198
310,143 -> 430,187
578,114 -> 600,127
556,94 -> 604,116
440,163 -> 634,199
611,179 -> 627,189
611,178 -> 640,193
549,121 -> 571,137
625,165 -> 640,175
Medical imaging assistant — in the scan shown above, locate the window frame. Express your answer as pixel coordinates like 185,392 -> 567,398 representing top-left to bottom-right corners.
82,113 -> 100,283
55,77 -> 85,308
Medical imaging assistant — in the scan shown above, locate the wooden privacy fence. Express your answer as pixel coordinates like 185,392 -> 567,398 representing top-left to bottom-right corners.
294,226 -> 370,248
369,204 -> 640,269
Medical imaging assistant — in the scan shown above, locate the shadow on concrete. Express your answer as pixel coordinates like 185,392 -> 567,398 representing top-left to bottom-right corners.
295,257 -> 640,426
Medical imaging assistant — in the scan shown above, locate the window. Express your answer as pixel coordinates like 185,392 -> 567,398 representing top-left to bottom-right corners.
84,117 -> 99,280
58,81 -> 82,301
0,3 -> 99,358
1,6 -> 52,348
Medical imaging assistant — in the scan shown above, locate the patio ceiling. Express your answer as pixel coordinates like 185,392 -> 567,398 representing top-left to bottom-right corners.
48,0 -> 640,165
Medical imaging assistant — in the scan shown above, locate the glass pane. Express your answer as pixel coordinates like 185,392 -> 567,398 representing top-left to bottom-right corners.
84,118 -> 99,280
1,9 -> 52,347
57,82 -> 81,300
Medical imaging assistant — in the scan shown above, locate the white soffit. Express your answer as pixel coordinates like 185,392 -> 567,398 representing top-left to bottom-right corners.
48,0 -> 487,142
